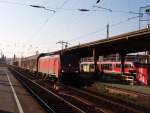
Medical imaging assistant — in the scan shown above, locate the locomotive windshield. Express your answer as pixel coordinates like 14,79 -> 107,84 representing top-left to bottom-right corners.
61,54 -> 79,67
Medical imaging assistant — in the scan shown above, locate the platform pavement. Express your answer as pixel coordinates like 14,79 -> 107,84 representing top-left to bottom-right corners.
98,81 -> 150,95
0,67 -> 47,113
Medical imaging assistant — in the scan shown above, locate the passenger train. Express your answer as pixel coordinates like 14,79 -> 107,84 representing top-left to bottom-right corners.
80,61 -> 148,85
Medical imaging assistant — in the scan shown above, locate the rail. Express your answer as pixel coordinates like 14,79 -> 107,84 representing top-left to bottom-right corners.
8,66 -> 150,113
9,66 -> 85,113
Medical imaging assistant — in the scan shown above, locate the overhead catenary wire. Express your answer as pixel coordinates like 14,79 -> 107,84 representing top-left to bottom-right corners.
0,1 -> 143,15
0,0 -> 144,39
68,15 -> 140,43
29,5 -> 56,13
0,0 -> 55,12
0,1 -> 56,56
0,0 -> 28,6
28,2 -> 145,45
92,5 -> 143,15
28,6 -> 144,15
0,0 -> 138,15
0,0 -> 71,56
25,0 -> 70,55
30,0 -> 70,40
1,0 -> 148,57
68,27 -> 106,42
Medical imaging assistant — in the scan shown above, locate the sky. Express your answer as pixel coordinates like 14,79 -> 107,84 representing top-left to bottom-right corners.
0,0 -> 150,58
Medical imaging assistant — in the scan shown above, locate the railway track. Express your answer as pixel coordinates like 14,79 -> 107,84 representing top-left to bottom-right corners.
9,67 -> 84,113
54,84 -> 148,113
9,66 -> 149,113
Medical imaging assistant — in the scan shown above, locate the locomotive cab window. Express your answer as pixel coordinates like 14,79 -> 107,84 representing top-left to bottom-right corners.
61,54 -> 79,67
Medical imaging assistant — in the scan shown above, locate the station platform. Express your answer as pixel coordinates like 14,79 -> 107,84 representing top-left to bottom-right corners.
95,81 -> 150,95
80,73 -> 150,95
0,67 -> 47,113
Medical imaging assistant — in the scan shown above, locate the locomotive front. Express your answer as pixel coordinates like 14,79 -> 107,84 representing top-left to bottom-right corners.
60,54 -> 79,75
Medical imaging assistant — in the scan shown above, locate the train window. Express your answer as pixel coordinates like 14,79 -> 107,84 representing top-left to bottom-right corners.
82,64 -> 89,72
89,64 -> 95,72
82,64 -> 87,68
90,64 -> 94,69
103,64 -> 112,70
116,64 -> 121,68
125,64 -> 131,68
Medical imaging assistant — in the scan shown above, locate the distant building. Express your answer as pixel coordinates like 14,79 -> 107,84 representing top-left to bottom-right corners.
0,54 -> 6,64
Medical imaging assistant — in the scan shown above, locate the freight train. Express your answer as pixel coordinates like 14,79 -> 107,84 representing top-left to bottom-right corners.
11,53 -> 80,81
80,61 -> 148,85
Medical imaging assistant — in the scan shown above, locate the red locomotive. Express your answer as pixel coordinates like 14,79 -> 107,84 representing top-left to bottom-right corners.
80,61 -> 148,85
38,54 -> 79,80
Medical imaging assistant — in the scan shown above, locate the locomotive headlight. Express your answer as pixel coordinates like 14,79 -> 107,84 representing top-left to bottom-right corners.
75,70 -> 79,73
62,70 -> 64,72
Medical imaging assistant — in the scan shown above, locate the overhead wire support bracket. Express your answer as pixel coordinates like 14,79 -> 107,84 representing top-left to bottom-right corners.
78,9 -> 90,12
56,41 -> 70,50
93,5 -> 112,12
29,5 -> 56,13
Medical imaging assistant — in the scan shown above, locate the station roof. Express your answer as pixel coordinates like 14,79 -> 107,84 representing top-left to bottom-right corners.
59,28 -> 150,58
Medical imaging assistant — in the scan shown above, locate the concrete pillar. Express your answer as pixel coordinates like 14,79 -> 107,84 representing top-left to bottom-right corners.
120,53 -> 126,76
93,48 -> 99,75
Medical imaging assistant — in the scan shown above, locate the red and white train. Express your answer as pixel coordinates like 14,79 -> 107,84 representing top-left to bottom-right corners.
80,61 -> 148,85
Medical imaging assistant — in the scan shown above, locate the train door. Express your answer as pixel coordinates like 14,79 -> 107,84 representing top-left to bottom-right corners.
115,63 -> 121,74
53,57 -> 60,78
89,63 -> 95,72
